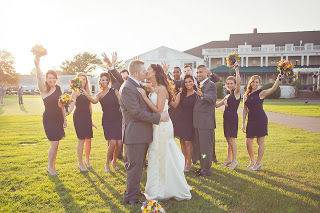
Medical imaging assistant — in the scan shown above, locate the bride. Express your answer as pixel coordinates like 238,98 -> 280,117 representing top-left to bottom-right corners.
137,64 -> 192,201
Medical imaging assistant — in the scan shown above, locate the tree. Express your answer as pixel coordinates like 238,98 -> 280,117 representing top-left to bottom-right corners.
60,52 -> 102,75
0,50 -> 19,87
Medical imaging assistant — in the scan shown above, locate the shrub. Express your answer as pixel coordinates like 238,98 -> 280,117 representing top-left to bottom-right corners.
215,81 -> 224,99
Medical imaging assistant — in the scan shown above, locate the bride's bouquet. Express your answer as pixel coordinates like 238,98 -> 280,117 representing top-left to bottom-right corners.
70,77 -> 82,92
277,59 -> 295,79
226,52 -> 240,68
31,44 -> 47,57
59,93 -> 72,113
141,200 -> 165,213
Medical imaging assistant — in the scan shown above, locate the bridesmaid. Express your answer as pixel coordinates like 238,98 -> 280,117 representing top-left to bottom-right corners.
34,55 -> 66,176
83,72 -> 122,173
69,73 -> 93,172
242,74 -> 282,171
170,74 -> 197,172
216,64 -> 241,170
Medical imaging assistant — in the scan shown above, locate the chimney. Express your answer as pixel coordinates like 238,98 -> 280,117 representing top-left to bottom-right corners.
253,28 -> 257,34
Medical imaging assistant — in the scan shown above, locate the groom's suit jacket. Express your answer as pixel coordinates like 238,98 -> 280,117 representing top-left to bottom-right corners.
193,79 -> 217,130
119,77 -> 161,145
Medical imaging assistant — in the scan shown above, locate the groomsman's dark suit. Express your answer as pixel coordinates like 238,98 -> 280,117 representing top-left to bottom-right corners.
119,77 -> 161,204
192,78 -> 217,176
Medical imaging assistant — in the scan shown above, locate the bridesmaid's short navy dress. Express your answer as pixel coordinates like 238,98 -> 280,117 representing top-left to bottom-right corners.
223,90 -> 240,138
99,88 -> 122,140
174,93 -> 197,141
42,85 -> 65,141
245,89 -> 268,138
73,94 -> 93,139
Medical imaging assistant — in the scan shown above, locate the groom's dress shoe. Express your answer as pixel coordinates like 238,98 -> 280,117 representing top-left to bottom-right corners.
197,169 -> 212,177
123,200 -> 142,206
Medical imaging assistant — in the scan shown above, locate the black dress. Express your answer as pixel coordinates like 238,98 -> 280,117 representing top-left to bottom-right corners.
99,88 -> 122,140
244,89 -> 268,138
73,94 -> 93,139
42,85 -> 65,141
174,93 -> 197,141
223,90 -> 240,138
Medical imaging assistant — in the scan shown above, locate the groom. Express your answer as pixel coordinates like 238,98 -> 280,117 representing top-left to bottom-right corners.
119,60 -> 168,205
193,65 -> 217,176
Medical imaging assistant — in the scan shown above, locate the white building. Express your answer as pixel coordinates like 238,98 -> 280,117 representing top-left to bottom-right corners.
185,29 -> 320,90
126,46 -> 204,73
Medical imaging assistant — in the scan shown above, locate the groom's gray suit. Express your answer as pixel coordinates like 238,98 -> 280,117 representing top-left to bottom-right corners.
193,78 -> 217,175
119,77 -> 161,203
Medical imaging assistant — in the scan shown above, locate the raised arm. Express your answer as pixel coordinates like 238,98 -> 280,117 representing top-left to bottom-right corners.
121,87 -> 160,124
82,90 -> 100,104
259,74 -> 282,99
216,95 -> 228,108
242,95 -> 248,133
34,56 -> 46,94
170,92 -> 181,108
138,87 -> 167,113
234,66 -> 241,98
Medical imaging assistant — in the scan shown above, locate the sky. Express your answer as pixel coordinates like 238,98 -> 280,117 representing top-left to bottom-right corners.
1,0 -> 320,74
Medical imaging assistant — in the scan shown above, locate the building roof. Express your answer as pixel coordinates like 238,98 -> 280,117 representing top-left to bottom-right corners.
185,29 -> 320,58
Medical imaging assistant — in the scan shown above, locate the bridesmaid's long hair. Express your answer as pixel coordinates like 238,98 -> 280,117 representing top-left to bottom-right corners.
244,75 -> 261,97
45,70 -> 58,92
150,64 -> 175,103
181,74 -> 195,102
76,72 -> 91,94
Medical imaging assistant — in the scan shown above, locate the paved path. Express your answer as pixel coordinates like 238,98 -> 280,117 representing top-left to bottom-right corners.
218,107 -> 320,132
264,111 -> 320,132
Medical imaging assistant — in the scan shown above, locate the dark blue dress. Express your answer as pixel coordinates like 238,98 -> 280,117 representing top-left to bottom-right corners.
223,90 -> 240,138
174,93 -> 197,141
42,85 -> 65,141
73,94 -> 93,139
244,89 -> 268,138
99,88 -> 122,140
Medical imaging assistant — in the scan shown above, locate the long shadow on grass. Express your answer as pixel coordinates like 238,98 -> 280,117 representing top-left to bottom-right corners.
184,167 -> 319,212
83,170 -> 126,213
49,176 -> 83,212
237,169 -> 320,203
264,170 -> 320,192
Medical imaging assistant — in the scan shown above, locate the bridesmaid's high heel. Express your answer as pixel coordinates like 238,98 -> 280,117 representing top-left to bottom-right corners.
79,164 -> 88,173
47,168 -> 57,176
251,163 -> 262,171
228,161 -> 238,170
104,164 -> 110,173
247,160 -> 256,170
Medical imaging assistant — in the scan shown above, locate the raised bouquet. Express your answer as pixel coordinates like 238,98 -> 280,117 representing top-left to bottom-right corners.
226,52 -> 240,68
31,44 -> 47,57
59,93 -> 72,113
70,77 -> 82,92
141,200 -> 165,213
277,59 -> 295,79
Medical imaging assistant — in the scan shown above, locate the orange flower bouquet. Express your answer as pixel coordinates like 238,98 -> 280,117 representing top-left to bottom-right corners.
277,59 -> 295,79
59,93 -> 73,113
31,44 -> 47,57
226,52 -> 240,68
70,77 -> 82,92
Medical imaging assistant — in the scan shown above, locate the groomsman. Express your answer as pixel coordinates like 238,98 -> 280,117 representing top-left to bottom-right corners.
193,65 -> 217,176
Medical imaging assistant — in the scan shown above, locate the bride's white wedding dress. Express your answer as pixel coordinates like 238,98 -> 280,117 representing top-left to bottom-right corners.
145,92 -> 192,201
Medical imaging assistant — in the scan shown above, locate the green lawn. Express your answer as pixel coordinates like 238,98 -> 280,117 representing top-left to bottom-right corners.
263,99 -> 320,117
0,96 -> 320,212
